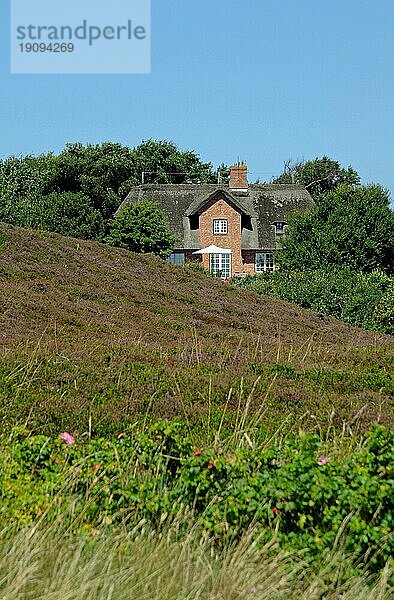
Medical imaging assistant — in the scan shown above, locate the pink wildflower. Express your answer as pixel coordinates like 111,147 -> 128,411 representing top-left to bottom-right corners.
317,456 -> 328,465
92,464 -> 100,473
60,432 -> 75,445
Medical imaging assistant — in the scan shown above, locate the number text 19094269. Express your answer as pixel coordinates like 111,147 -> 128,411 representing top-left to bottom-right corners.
19,43 -> 75,53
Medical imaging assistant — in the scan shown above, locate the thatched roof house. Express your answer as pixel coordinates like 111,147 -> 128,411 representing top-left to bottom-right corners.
121,165 -> 314,276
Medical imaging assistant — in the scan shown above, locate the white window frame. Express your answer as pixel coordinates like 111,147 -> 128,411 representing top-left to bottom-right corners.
166,252 -> 185,266
213,219 -> 228,235
210,253 -> 231,278
255,252 -> 274,273
274,222 -> 286,235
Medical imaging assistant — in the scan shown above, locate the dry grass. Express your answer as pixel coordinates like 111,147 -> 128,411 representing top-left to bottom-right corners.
0,512 -> 392,600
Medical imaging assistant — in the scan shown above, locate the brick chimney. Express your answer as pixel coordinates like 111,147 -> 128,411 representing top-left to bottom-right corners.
229,162 -> 248,190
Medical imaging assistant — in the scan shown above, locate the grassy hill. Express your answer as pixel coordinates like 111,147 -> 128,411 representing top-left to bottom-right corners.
0,222 -> 392,437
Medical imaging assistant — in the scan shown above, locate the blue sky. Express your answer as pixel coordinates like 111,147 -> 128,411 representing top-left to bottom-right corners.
1,0 -> 393,198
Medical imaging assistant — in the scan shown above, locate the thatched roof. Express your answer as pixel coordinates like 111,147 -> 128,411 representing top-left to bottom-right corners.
121,184 -> 314,250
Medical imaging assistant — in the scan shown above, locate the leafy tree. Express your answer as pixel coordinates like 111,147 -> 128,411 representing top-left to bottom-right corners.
0,141 -> 224,235
216,163 -> 231,185
30,192 -> 106,240
0,191 -> 105,240
106,200 -> 176,257
279,184 -> 394,273
130,139 -> 218,185
0,154 -> 58,201
273,156 -> 360,200
52,142 -> 137,219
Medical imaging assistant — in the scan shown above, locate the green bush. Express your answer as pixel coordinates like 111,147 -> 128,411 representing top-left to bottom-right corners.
232,268 -> 393,334
371,280 -> 394,333
1,423 -> 393,574
279,184 -> 394,274
185,261 -> 210,275
106,200 -> 176,257
0,192 -> 105,240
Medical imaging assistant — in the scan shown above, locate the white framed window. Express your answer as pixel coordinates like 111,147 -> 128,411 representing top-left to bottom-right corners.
210,253 -> 231,278
213,219 -> 228,234
167,252 -> 185,266
274,222 -> 286,235
255,252 -> 274,273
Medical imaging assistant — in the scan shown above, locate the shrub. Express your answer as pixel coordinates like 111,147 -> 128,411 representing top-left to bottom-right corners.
1,424 -> 393,575
0,192 -> 105,240
371,280 -> 394,334
106,200 -> 177,257
279,184 -> 394,274
232,268 -> 393,334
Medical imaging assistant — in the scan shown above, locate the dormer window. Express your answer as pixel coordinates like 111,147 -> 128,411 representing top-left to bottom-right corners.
274,221 -> 286,235
213,219 -> 228,234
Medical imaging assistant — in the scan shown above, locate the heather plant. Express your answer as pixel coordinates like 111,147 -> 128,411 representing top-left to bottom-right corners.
0,223 -> 393,598
0,222 -> 393,436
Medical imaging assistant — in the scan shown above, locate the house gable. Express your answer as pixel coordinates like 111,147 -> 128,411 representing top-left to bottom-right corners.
185,188 -> 253,219
197,193 -> 244,274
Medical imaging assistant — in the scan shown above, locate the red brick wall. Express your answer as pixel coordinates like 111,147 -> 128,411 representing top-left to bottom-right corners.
198,197 -> 243,274
179,199 -> 274,277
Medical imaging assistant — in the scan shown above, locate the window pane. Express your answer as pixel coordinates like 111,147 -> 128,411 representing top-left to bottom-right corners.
221,254 -> 231,277
210,253 -> 231,277
255,252 -> 275,272
213,219 -> 228,234
255,253 -> 264,272
274,222 -> 286,234
210,253 -> 220,275
167,253 -> 185,266
266,253 -> 274,270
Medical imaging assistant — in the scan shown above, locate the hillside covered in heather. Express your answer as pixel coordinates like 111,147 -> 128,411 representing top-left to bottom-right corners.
0,223 -> 392,436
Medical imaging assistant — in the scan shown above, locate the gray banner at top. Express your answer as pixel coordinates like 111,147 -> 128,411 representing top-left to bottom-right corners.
10,0 -> 151,74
